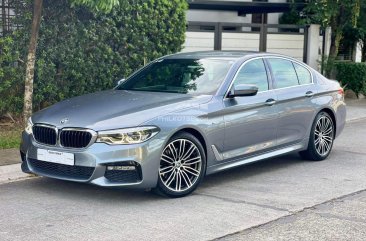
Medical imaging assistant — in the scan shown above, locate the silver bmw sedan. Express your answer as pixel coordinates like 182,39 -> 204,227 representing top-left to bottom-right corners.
20,51 -> 346,197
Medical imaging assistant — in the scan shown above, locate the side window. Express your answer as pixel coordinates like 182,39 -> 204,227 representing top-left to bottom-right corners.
268,58 -> 299,89
293,63 -> 312,85
233,59 -> 269,92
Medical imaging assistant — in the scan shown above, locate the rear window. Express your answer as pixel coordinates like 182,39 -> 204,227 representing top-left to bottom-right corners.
267,58 -> 299,89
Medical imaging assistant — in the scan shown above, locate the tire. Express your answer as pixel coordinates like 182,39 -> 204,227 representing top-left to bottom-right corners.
299,111 -> 335,161
154,132 -> 206,198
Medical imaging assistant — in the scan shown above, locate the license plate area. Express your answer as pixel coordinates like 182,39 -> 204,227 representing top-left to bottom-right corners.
37,149 -> 75,166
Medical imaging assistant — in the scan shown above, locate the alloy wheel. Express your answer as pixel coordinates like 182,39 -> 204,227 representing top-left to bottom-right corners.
159,139 -> 202,192
314,115 -> 334,156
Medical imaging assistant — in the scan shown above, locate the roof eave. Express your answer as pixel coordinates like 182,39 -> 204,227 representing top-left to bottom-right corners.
188,1 -> 307,14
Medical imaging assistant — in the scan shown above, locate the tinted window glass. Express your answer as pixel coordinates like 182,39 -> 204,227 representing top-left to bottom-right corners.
117,59 -> 233,95
268,58 -> 299,88
233,59 -> 268,92
294,63 -> 312,85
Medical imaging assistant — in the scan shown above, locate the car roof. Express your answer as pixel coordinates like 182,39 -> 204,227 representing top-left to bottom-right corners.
162,51 -> 260,60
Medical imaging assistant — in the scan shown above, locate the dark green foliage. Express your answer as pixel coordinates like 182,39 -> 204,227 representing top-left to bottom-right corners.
70,0 -> 120,13
335,62 -> 366,97
0,37 -> 24,114
279,0 -> 305,25
0,0 -> 187,114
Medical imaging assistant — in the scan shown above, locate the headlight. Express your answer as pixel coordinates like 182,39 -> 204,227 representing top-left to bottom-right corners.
25,118 -> 33,134
96,126 -> 160,145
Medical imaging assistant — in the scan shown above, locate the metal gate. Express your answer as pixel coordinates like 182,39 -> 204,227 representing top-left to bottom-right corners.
183,21 -> 309,62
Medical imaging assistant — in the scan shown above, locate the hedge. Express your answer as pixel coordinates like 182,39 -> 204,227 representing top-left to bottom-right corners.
0,0 -> 187,115
335,61 -> 366,97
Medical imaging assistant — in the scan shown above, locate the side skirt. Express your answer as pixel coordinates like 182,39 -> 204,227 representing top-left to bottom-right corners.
206,140 -> 308,175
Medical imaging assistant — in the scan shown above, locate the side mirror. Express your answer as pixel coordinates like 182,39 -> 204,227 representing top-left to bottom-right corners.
228,84 -> 258,98
117,78 -> 126,86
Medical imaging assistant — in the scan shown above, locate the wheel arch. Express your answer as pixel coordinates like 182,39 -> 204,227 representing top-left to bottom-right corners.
174,127 -> 207,158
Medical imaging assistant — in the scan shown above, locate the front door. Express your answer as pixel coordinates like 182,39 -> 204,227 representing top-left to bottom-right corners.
222,58 -> 278,161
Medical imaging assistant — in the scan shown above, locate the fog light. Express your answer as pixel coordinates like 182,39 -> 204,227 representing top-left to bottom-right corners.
107,166 -> 136,171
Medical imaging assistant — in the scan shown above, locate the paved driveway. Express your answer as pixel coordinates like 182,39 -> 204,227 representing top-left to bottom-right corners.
0,117 -> 366,240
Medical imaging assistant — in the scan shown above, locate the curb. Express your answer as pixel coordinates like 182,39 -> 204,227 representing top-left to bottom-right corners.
0,163 -> 36,185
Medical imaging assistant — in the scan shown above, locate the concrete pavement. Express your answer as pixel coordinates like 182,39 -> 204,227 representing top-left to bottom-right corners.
0,164 -> 34,185
0,148 -> 19,166
220,190 -> 366,241
345,98 -> 366,122
0,116 -> 366,240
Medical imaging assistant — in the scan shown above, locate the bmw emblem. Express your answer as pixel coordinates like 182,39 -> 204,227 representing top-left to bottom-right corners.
60,118 -> 69,124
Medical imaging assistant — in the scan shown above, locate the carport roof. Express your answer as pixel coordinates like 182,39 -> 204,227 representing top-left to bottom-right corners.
188,0 -> 307,14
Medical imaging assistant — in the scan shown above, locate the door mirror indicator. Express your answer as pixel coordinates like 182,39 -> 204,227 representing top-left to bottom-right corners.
117,78 -> 126,86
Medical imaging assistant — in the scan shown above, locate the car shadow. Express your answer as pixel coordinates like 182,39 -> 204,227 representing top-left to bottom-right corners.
200,153 -> 310,188
25,153 -> 309,201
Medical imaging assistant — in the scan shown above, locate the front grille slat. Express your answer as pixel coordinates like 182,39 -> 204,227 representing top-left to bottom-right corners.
28,158 -> 94,180
60,130 -> 92,148
33,125 -> 93,148
33,125 -> 57,146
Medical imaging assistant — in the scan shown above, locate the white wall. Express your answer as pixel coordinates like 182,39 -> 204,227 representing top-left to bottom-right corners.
181,32 -> 215,52
306,25 -> 321,70
354,42 -> 363,62
221,33 -> 260,51
266,34 -> 304,61
182,31 -> 305,62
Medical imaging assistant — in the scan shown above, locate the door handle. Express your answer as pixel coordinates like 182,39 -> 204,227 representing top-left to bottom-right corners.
265,98 -> 276,106
305,91 -> 314,97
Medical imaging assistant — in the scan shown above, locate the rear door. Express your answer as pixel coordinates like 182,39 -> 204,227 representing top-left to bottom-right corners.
222,58 -> 278,161
266,57 -> 317,147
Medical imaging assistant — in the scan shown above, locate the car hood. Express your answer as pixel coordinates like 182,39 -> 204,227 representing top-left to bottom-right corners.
31,90 -> 212,131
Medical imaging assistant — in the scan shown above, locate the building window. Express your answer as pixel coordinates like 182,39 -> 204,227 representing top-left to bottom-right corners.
1,0 -> 18,36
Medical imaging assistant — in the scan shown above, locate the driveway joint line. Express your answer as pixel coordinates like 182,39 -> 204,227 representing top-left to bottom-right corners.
195,192 -> 291,213
211,188 -> 366,240
346,117 -> 366,123
335,149 -> 366,156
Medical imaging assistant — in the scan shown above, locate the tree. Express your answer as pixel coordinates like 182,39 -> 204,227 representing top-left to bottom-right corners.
23,0 -> 119,124
23,0 -> 43,125
306,0 -> 361,58
279,0 -> 306,26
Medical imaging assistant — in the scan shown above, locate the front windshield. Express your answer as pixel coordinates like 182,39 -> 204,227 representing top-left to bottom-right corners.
117,58 -> 233,95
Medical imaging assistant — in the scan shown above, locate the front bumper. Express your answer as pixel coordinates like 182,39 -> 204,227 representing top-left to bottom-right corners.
20,131 -> 165,189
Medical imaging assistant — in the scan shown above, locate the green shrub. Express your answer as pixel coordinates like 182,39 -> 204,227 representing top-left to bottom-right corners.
0,0 -> 187,115
335,61 -> 366,97
0,36 -> 24,115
